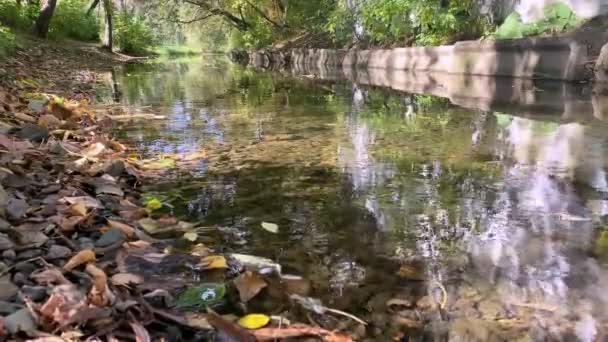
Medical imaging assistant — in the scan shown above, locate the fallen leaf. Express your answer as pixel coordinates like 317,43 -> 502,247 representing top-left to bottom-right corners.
81,142 -> 105,159
111,273 -> 144,287
39,284 -> 87,326
63,249 -> 95,271
138,218 -> 161,235
38,114 -> 62,128
183,231 -> 198,242
129,321 -> 151,342
253,324 -> 353,342
67,202 -> 88,217
14,112 -> 37,123
230,253 -> 281,274
191,243 -> 210,257
51,215 -> 86,232
238,314 -> 270,330
95,182 -> 124,197
85,263 -> 110,306
201,255 -> 228,270
207,309 -> 256,342
61,196 -> 103,209
107,219 -> 135,238
31,267 -> 70,285
144,197 -> 162,211
234,271 -> 267,302
183,312 -> 212,330
261,222 -> 279,234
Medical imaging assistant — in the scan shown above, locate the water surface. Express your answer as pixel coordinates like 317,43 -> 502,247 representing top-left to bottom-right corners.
110,56 -> 608,341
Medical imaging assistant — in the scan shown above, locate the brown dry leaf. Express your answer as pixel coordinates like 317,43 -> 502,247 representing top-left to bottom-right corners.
85,263 -> 109,307
38,114 -> 62,128
234,271 -> 267,302
206,310 -> 256,342
107,219 -> 135,238
119,208 -> 147,221
48,101 -> 77,120
61,196 -> 103,209
52,214 -> 86,232
129,321 -> 151,342
67,202 -> 88,217
110,273 -> 144,287
81,142 -> 105,159
253,324 -> 353,342
63,249 -> 95,271
14,112 -> 37,123
31,268 -> 70,285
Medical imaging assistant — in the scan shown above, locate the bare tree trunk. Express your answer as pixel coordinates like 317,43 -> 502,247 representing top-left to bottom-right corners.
34,0 -> 57,38
101,0 -> 112,51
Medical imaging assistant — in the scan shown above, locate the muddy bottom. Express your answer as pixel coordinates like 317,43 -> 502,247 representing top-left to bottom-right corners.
109,56 -> 608,341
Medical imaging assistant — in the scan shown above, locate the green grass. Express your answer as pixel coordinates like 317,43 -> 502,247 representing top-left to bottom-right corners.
153,45 -> 201,57
0,25 -> 15,59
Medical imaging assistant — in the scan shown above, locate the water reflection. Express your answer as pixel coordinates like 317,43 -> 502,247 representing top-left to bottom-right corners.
112,57 -> 608,340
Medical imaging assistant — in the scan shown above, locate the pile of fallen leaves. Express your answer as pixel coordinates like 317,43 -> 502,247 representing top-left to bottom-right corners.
0,40 -> 360,342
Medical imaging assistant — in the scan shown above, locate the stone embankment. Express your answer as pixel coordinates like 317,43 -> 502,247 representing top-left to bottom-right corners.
237,37 -> 608,83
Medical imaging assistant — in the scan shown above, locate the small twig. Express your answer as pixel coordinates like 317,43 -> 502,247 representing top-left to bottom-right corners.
0,256 -> 49,277
325,308 -> 367,326
431,281 -> 448,309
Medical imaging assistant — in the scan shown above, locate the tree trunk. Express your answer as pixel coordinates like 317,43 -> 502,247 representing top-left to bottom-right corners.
34,0 -> 57,38
102,10 -> 112,51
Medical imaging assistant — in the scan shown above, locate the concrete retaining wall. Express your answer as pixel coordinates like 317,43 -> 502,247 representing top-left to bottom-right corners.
249,37 -> 593,81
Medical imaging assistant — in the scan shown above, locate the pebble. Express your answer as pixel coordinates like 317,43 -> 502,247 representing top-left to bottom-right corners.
0,218 -> 10,232
15,123 -> 49,143
14,261 -> 36,275
46,245 -> 72,260
78,237 -> 95,250
20,285 -> 47,301
6,198 -> 28,221
0,301 -> 23,315
0,233 -> 15,251
4,308 -> 36,335
0,276 -> 18,300
12,272 -> 27,287
2,249 -> 15,260
95,228 -> 125,247
16,249 -> 42,260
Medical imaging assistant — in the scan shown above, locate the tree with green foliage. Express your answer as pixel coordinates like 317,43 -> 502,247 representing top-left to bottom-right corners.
35,0 -> 57,38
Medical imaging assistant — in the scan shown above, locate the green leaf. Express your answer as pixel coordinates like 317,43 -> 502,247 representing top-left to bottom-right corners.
176,283 -> 226,308
145,197 -> 163,211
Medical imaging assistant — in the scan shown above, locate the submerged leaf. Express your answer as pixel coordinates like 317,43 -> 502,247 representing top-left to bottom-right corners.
261,222 -> 279,233
234,271 -> 267,302
183,231 -> 198,242
238,314 -> 270,330
201,255 -> 228,269
176,283 -> 226,308
64,249 -> 96,271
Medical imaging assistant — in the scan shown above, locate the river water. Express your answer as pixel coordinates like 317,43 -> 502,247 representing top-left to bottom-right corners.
109,56 -> 608,341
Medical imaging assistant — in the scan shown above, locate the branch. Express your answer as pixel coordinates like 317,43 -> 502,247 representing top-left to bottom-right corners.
167,13 -> 214,24
243,0 -> 287,29
86,0 -> 100,16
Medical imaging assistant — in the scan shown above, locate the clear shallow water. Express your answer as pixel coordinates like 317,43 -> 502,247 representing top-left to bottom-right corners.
110,56 -> 608,341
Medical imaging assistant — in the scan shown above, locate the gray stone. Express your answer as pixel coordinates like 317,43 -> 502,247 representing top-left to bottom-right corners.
95,228 -> 125,247
4,308 -> 36,335
6,198 -> 28,221
46,244 -> 72,260
15,123 -> 48,143
0,301 -> 23,315
2,249 -> 15,260
0,275 -> 18,300
20,285 -> 47,301
27,100 -> 46,114
0,233 -> 14,251
12,272 -> 27,286
0,184 -> 7,218
78,237 -> 95,250
16,249 -> 42,260
0,218 -> 11,231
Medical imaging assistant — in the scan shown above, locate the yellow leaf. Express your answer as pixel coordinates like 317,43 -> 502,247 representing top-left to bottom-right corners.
201,255 -> 228,269
145,198 -> 163,211
237,314 -> 270,330
183,231 -> 198,242
67,202 -> 88,217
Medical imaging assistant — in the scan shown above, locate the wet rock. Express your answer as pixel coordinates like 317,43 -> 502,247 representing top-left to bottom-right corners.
14,261 -> 36,274
0,275 -> 18,300
12,272 -> 27,286
6,198 -> 28,221
15,123 -> 49,142
0,217 -> 11,231
104,159 -> 125,177
14,225 -> 48,246
95,228 -> 125,247
2,249 -> 15,260
20,285 -> 47,301
16,249 -> 42,260
2,174 -> 31,189
0,233 -> 15,251
78,237 -> 95,250
46,244 -> 72,260
4,308 -> 36,335
0,301 -> 23,315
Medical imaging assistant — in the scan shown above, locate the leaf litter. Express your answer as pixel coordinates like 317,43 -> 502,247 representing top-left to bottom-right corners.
0,37 -> 362,342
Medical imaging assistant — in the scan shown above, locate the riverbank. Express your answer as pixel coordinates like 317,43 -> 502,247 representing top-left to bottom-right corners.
0,37 -> 359,340
236,16 -> 608,83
